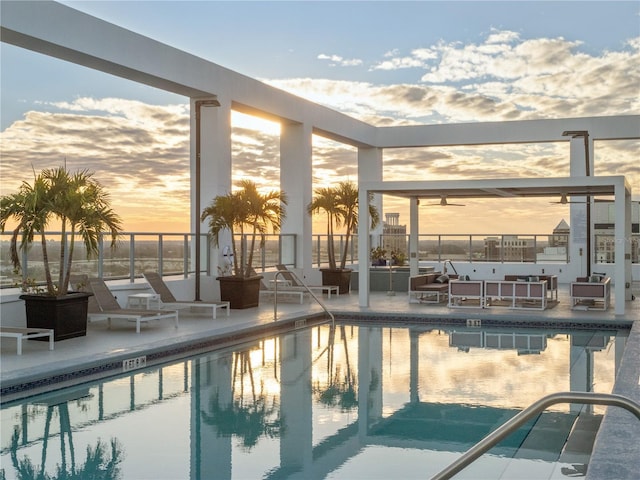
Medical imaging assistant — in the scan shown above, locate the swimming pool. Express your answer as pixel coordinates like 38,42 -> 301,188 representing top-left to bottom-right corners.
0,322 -> 626,479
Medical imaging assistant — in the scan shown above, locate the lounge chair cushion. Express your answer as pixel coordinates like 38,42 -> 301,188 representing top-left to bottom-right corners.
435,274 -> 449,284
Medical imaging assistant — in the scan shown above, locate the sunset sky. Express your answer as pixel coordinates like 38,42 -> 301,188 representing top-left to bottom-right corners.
1,1 -> 638,235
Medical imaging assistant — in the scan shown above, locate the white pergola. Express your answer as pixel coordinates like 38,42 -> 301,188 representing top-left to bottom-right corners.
358,175 -> 633,315
2,1 -> 638,315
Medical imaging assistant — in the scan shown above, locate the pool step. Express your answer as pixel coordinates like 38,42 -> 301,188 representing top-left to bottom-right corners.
494,410 -> 602,479
549,412 -> 603,479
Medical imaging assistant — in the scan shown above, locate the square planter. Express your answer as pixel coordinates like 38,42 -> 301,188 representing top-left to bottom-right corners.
20,292 -> 92,341
217,275 -> 262,309
320,268 -> 352,294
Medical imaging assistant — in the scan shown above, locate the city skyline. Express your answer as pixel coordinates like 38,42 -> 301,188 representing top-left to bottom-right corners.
1,1 -> 638,234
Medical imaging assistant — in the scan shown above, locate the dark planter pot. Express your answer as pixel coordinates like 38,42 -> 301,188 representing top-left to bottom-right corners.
20,292 -> 92,341
320,268 -> 352,294
217,275 -> 262,309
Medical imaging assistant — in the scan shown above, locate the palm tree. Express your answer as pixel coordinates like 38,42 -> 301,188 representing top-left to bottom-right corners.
306,187 -> 340,270
1,167 -> 122,296
240,179 -> 288,277
307,180 -> 379,271
201,180 -> 288,278
334,180 -> 379,270
1,173 -> 55,293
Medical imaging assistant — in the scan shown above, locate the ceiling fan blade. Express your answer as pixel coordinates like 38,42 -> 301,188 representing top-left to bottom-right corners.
422,196 -> 466,206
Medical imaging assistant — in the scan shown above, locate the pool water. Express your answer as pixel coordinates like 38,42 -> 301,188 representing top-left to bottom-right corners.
0,323 -> 625,479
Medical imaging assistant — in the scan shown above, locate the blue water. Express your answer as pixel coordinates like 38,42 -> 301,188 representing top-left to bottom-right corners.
0,323 -> 625,479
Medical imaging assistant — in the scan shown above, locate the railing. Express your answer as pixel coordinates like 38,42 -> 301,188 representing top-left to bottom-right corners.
0,232 -> 296,288
272,270 -> 335,325
431,391 -> 640,480
2,231 -> 637,288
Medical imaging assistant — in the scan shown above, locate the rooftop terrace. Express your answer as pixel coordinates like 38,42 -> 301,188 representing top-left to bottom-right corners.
1,283 -> 638,479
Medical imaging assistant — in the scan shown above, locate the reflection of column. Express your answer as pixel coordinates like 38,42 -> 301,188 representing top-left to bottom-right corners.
570,335 -> 594,413
410,329 -> 420,404
615,334 -> 627,378
358,326 -> 383,439
280,329 -> 312,475
191,353 -> 233,480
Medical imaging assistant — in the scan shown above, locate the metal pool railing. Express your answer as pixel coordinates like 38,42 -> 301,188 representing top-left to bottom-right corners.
431,391 -> 640,480
272,270 -> 334,326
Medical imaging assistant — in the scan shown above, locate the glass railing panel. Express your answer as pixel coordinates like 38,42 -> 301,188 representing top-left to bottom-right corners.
130,234 -> 161,278
101,233 -> 131,280
160,234 -> 189,276
439,235 -> 472,262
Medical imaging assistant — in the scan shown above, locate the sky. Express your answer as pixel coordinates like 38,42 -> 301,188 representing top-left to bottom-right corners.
1,1 -> 639,235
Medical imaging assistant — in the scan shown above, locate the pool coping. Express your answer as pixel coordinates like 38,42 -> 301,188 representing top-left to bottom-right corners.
0,313 -> 329,404
585,317 -> 640,480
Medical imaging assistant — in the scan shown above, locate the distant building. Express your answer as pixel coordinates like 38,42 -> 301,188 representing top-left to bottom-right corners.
537,219 -> 570,262
535,202 -> 640,264
549,219 -> 570,247
484,235 -> 536,262
382,213 -> 406,253
593,200 -> 639,263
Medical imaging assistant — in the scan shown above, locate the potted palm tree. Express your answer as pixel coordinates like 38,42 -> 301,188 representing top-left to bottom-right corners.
307,180 -> 379,294
0,167 -> 122,340
201,180 -> 287,309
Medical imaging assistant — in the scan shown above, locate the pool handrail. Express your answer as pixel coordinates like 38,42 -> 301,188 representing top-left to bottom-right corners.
273,270 -> 335,326
431,391 -> 640,480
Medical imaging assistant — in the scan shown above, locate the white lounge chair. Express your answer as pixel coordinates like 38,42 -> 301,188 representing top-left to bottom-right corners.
86,277 -> 179,334
143,272 -> 230,319
250,268 -> 306,304
0,327 -> 54,355
275,265 -> 339,298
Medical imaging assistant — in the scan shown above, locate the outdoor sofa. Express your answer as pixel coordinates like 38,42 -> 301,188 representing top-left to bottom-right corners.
570,275 -> 611,310
484,279 -> 548,310
448,278 -> 484,308
409,273 -> 459,303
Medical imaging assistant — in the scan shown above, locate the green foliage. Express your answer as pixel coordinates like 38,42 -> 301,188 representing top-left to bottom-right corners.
307,180 -> 380,270
391,250 -> 407,266
0,167 -> 122,296
201,180 -> 287,278
370,246 -> 387,260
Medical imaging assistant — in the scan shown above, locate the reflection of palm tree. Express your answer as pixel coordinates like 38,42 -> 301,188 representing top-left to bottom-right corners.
313,325 -> 358,410
7,422 -> 123,480
201,348 -> 284,450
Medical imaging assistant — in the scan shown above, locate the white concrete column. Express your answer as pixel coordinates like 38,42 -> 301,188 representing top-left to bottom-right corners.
191,98 -> 232,299
357,147 -> 383,307
567,134 -> 593,280
614,181 -> 632,312
280,122 -> 313,273
409,198 -> 419,276
359,147 -> 384,243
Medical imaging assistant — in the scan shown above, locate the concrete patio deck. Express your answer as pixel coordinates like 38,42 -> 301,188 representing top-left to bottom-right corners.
1,285 -> 638,479
1,286 -> 636,392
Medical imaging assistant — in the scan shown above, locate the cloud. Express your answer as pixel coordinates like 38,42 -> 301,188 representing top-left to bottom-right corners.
0,99 -> 288,231
2,29 -> 638,233
270,28 -> 640,125
317,53 -> 363,67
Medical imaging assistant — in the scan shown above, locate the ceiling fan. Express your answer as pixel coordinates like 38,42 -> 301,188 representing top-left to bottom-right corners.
550,194 -> 587,205
423,196 -> 466,207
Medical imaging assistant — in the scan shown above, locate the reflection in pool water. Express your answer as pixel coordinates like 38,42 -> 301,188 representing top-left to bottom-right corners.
0,323 -> 626,479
